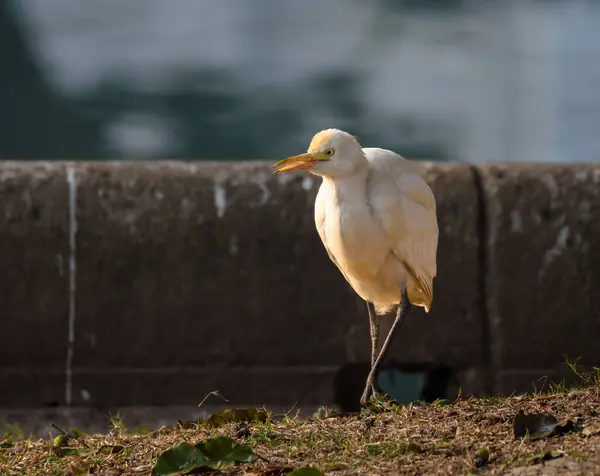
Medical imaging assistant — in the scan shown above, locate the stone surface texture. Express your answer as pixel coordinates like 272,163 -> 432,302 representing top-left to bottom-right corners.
1,160 -> 597,409
481,164 -> 600,394
0,162 -> 68,406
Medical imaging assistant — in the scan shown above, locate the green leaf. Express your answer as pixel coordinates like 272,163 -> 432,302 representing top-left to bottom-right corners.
525,450 -> 563,464
0,441 -> 13,449
474,448 -> 490,467
153,442 -> 201,475
198,436 -> 258,467
432,399 -> 452,407
152,436 -> 259,475
52,434 -> 68,448
205,408 -> 267,428
288,468 -> 324,476
70,428 -> 86,438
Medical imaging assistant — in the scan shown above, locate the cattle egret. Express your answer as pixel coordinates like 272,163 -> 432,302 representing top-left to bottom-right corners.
273,129 -> 439,405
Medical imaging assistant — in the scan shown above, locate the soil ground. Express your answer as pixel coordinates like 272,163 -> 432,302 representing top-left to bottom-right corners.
2,386 -> 600,475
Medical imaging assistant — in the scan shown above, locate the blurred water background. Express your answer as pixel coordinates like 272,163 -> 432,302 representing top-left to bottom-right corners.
3,0 -> 600,163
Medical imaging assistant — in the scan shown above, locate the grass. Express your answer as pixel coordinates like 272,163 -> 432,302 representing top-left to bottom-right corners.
2,365 -> 600,474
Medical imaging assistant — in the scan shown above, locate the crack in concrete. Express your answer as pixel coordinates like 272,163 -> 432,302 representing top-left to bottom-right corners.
469,165 -> 493,396
65,165 -> 78,406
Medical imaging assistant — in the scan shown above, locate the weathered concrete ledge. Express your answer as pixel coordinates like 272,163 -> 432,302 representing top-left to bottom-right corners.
0,161 -> 598,411
480,164 -> 600,394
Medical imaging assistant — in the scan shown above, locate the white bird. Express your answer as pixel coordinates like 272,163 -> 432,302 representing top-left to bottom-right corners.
272,129 -> 439,405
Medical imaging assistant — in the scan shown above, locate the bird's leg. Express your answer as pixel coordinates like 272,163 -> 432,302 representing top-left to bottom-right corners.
360,288 -> 411,406
365,301 -> 380,400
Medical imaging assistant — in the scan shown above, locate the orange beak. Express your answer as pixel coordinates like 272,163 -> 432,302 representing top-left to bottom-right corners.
272,152 -> 329,174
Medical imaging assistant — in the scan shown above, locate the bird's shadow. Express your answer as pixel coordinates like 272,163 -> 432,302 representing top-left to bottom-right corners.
333,361 -> 457,414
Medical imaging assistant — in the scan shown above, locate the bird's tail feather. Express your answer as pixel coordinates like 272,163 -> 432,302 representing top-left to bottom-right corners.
403,262 -> 434,313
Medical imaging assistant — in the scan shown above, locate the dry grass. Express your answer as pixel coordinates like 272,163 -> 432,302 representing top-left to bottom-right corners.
2,387 -> 600,475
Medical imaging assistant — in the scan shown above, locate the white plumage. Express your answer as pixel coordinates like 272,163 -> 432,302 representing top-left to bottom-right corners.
273,128 -> 439,405
315,146 -> 438,315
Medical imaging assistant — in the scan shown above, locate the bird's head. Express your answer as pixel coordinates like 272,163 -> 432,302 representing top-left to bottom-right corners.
273,128 -> 366,178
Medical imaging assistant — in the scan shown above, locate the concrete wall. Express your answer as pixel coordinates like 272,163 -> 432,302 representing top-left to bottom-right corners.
1,161 -> 599,409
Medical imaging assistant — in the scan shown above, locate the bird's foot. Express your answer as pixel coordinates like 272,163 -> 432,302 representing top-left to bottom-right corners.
360,392 -> 370,407
371,385 -> 380,400
360,384 -> 370,406
360,384 -> 380,406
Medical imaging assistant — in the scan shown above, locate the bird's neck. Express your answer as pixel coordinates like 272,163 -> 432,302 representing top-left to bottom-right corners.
325,169 -> 369,204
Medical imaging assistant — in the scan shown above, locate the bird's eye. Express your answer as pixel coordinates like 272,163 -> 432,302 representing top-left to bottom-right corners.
324,148 -> 335,157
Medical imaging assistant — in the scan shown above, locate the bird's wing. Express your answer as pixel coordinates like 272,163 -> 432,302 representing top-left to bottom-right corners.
364,148 -> 439,311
